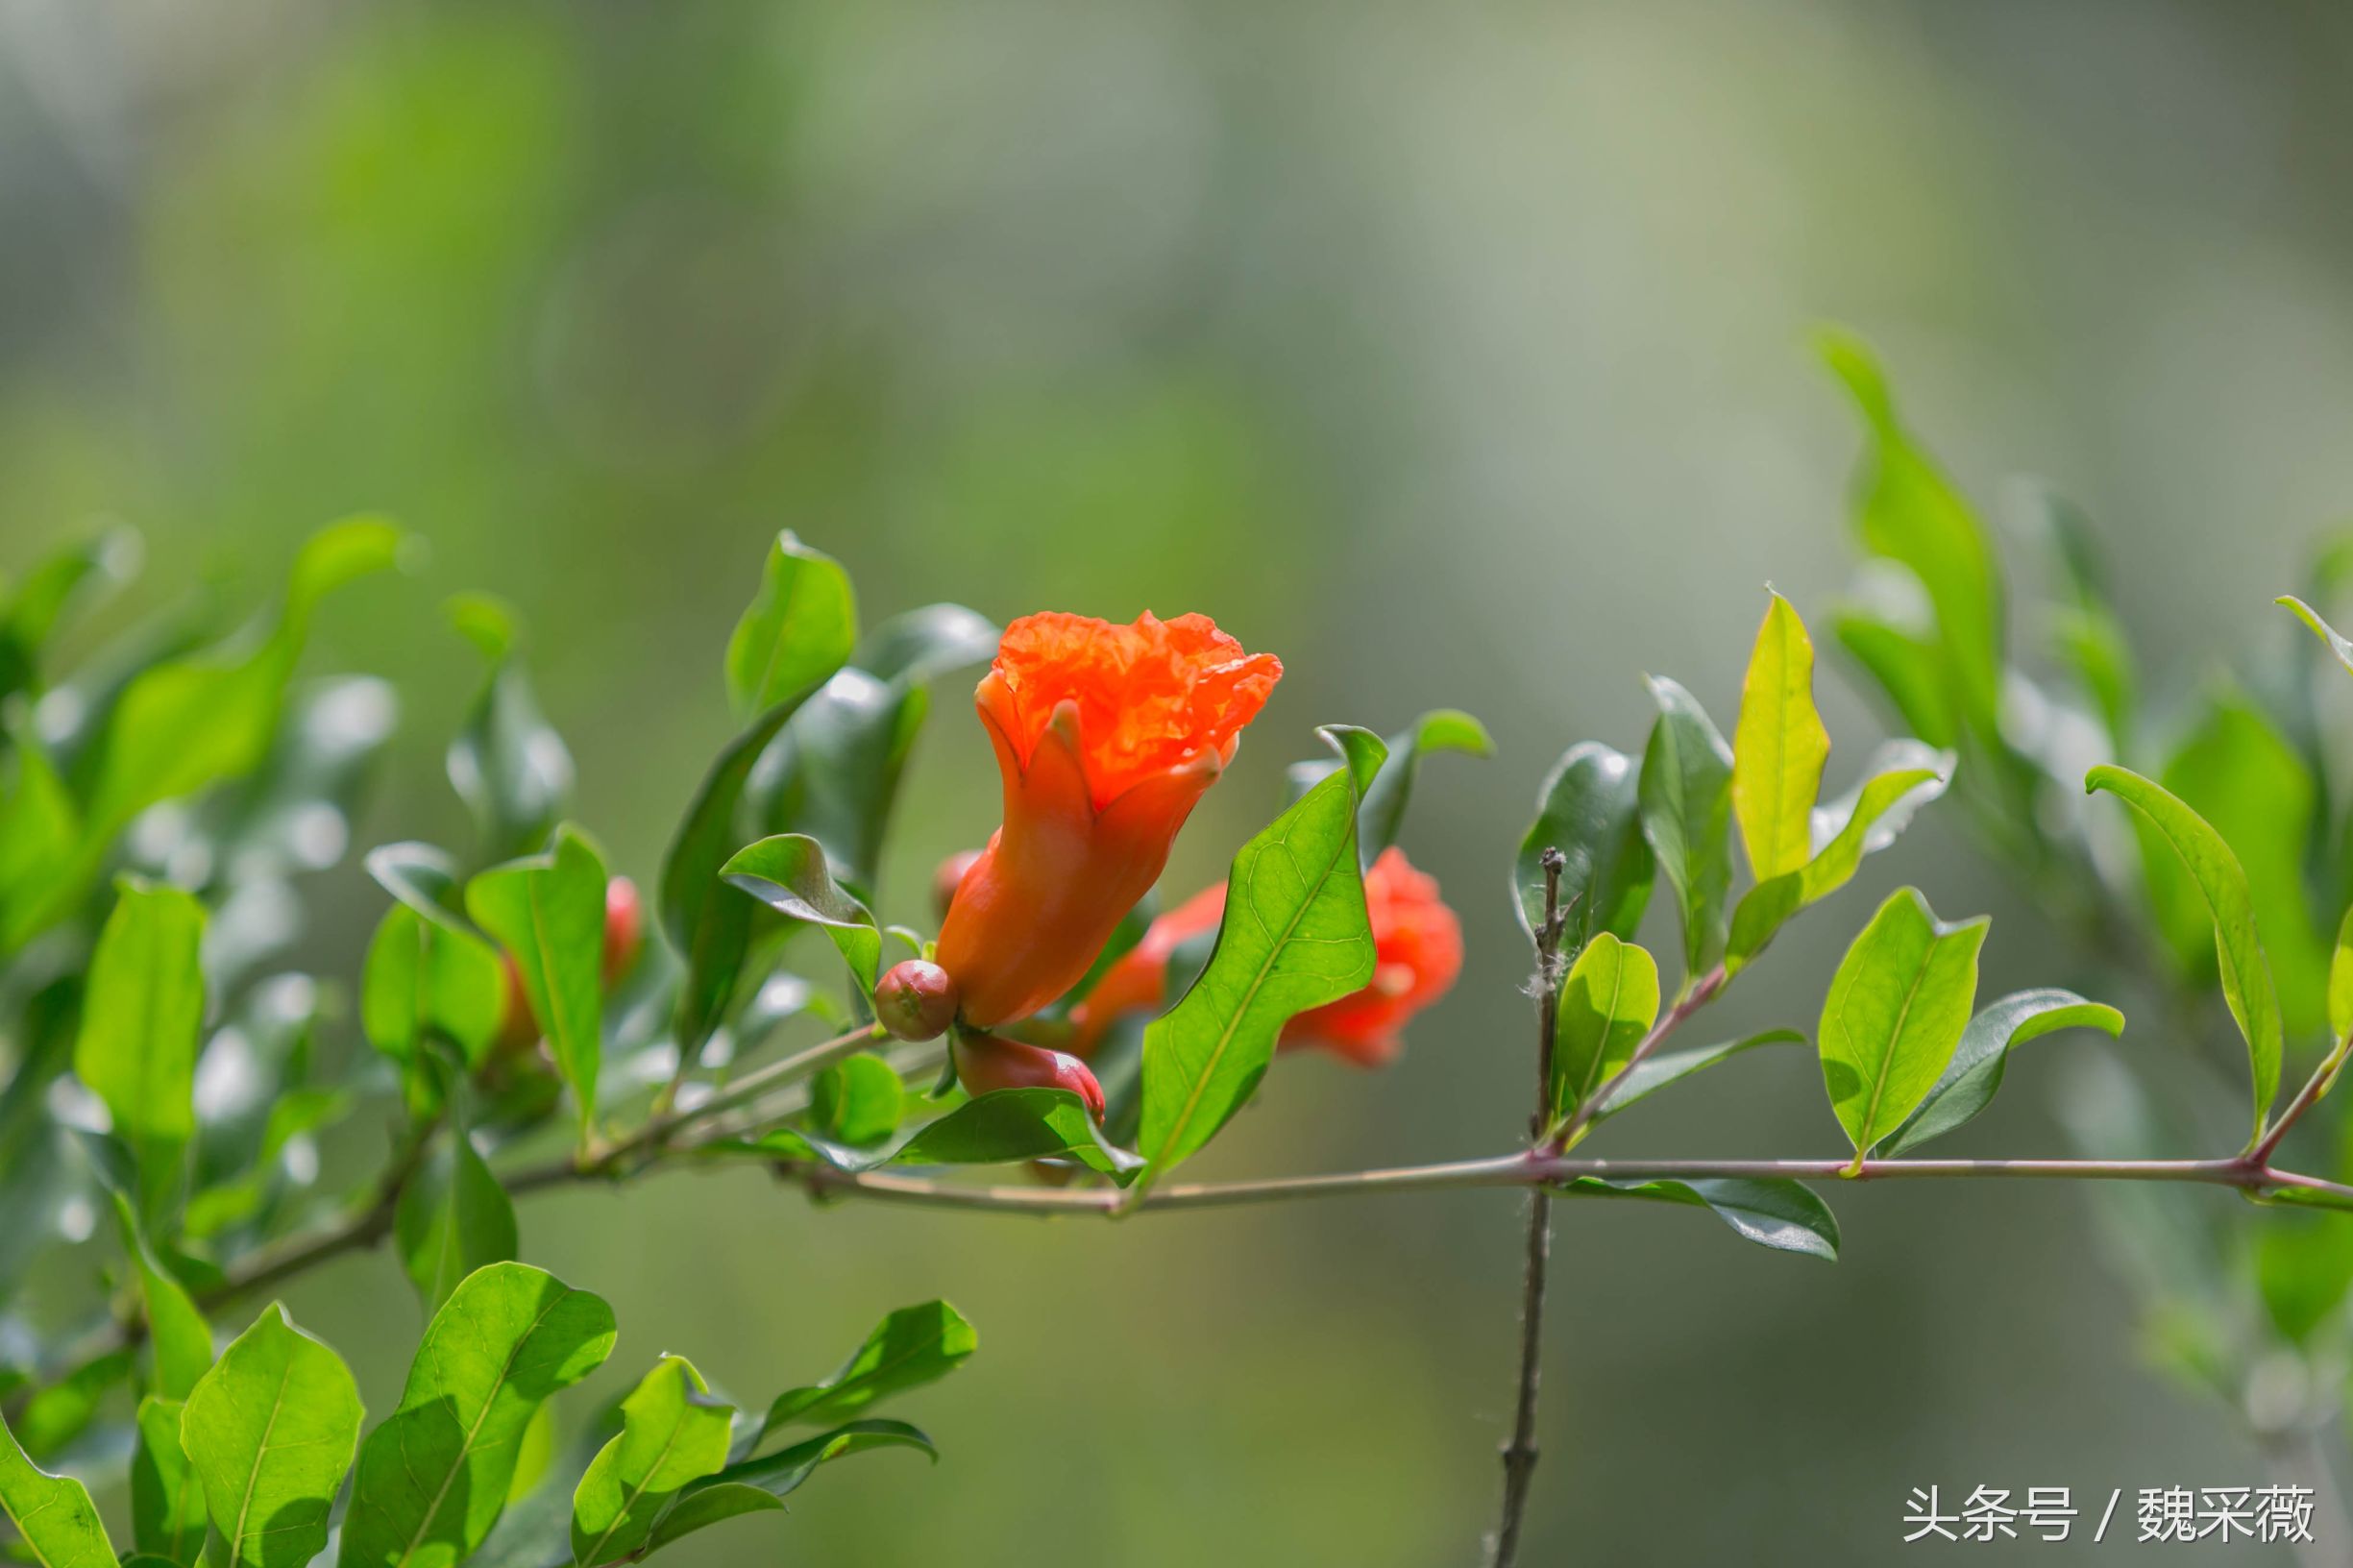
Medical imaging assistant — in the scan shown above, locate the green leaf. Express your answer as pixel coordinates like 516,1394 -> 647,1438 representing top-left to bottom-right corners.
2331,904 -> 2353,1043
0,723 -> 77,945
2257,1217 -> 2353,1346
446,595 -> 574,864
762,1301 -> 976,1435
1636,677 -> 1734,977
641,1422 -> 936,1558
1549,933 -> 1658,1129
0,1407 -> 114,1568
723,532 -> 856,721
132,1396 -> 208,1568
1817,887 -> 1988,1164
2086,764 -> 2284,1141
14,1349 -> 133,1459
1590,1029 -> 1806,1121
2138,690 -> 2326,1037
1818,330 -> 2006,740
0,525 -> 138,710
110,1192 -> 214,1400
1556,1175 -> 1839,1261
182,1304 -> 364,1568
393,1126 -> 520,1313
852,603 -> 998,685
2280,594 -> 2353,678
75,877 -> 207,1218
1512,742 -> 1653,948
1138,728 -> 1385,1177
467,825 -> 609,1138
1357,708 -> 1492,866
1876,990 -> 2124,1157
339,1262 -> 617,1568
721,834 -> 882,994
1725,743 -> 1952,970
571,1359 -> 735,1568
1833,610 -> 1957,750
810,1054 -> 905,1147
751,672 -> 927,902
890,1089 -> 1140,1175
1731,590 -> 1830,884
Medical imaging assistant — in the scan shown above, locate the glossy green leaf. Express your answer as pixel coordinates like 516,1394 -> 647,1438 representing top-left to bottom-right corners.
110,1192 -> 214,1400
467,825 -> 608,1137
132,1396 -> 207,1568
1636,676 -> 1733,976
571,1359 -> 734,1568
1726,744 -> 1951,970
339,1262 -> 617,1568
393,1127 -> 520,1313
2138,691 -> 2326,1036
0,525 -> 137,709
182,1304 -> 364,1568
751,671 -> 926,902
1591,1029 -> 1805,1121
721,834 -> 881,994
723,532 -> 856,721
1556,1175 -> 1839,1261
1833,609 -> 1958,750
1818,888 -> 1988,1162
892,1089 -> 1140,1174
1138,728 -> 1385,1177
0,1406 -> 114,1568
15,1348 -> 133,1459
2331,904 -> 2353,1043
811,1054 -> 905,1147
0,723 -> 76,946
361,902 -> 506,1095
641,1421 -> 936,1557
75,878 -> 206,1216
852,602 -> 998,685
1876,989 -> 2124,1157
1819,330 -> 2005,739
446,595 -> 574,864
2087,764 -> 2283,1140
1357,708 -> 1492,866
2280,594 -> 2353,677
1549,933 -> 1658,1128
1513,741 -> 1653,947
763,1301 -> 976,1435
1731,590 -> 1830,884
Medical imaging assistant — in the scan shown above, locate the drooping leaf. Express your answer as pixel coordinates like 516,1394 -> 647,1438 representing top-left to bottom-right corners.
1817,887 -> 1988,1163
1138,728 -> 1385,1177
640,1422 -> 936,1558
1555,1175 -> 1839,1261
74,878 -> 207,1217
1512,741 -> 1653,948
1818,330 -> 2006,743
1730,590 -> 1830,884
1636,676 -> 1733,977
571,1359 -> 735,1568
182,1304 -> 364,1568
446,595 -> 574,864
721,834 -> 881,995
890,1089 -> 1140,1175
1591,1029 -> 1806,1121
466,825 -> 609,1137
0,1406 -> 114,1568
2087,764 -> 2283,1141
131,1396 -> 207,1568
1876,990 -> 2124,1157
393,1125 -> 520,1313
1726,744 -> 1952,969
762,1301 -> 976,1435
723,532 -> 857,721
1548,933 -> 1658,1129
339,1262 -> 617,1568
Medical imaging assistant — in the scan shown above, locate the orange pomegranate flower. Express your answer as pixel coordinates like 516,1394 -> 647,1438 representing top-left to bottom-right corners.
934,611 -> 1282,1028
1072,847 -> 1463,1067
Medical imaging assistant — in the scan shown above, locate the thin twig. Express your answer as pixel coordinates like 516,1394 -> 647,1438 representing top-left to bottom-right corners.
1493,847 -> 1568,1568
2250,1027 -> 2353,1167
584,1022 -> 883,1173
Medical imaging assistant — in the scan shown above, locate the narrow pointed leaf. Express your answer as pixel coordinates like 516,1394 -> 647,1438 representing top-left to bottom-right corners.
1877,989 -> 2124,1157
1592,1029 -> 1805,1121
182,1305 -> 363,1568
0,1407 -> 113,1568
445,595 -> 574,864
1513,741 -> 1653,945
571,1359 -> 734,1568
75,878 -> 206,1217
1556,1175 -> 1838,1261
2280,594 -> 2353,677
2087,764 -> 2283,1139
467,826 -> 608,1136
1549,933 -> 1658,1126
723,532 -> 856,721
2331,905 -> 2353,1044
1138,728 -> 1385,1177
642,1422 -> 936,1558
1358,708 -> 1492,866
1636,676 -> 1733,975
1731,591 -> 1829,883
744,1300 -> 974,1458
1818,888 -> 1988,1160
339,1262 -> 617,1568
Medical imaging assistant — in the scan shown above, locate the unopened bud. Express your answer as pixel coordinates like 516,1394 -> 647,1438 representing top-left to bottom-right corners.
952,1031 -> 1107,1119
875,959 -> 960,1041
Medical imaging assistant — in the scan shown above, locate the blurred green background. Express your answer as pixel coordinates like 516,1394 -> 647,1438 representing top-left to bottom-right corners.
9,0 -> 2353,1559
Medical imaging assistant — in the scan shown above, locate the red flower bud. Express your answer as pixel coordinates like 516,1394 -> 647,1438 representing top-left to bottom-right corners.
874,959 -> 960,1041
602,875 -> 643,986
951,1031 -> 1106,1119
932,849 -> 983,922
934,612 -> 1280,1027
